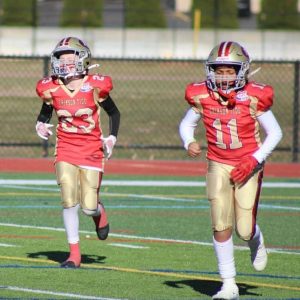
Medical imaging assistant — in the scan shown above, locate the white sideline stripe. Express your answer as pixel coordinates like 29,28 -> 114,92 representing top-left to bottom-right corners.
0,222 -> 299,256
0,179 -> 300,188
109,243 -> 149,249
1,286 -> 123,300
0,243 -> 19,247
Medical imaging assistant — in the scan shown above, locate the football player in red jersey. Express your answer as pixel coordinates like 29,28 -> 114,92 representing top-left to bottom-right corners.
35,37 -> 120,268
179,41 -> 282,299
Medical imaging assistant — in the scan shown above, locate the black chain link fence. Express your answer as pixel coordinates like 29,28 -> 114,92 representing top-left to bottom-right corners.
0,56 -> 299,162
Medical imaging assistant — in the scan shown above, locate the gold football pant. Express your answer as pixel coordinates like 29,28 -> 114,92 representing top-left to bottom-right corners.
55,161 -> 102,211
206,160 -> 263,241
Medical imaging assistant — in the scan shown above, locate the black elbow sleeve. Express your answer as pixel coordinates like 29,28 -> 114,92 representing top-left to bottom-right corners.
99,96 -> 121,137
109,109 -> 120,137
37,102 -> 53,123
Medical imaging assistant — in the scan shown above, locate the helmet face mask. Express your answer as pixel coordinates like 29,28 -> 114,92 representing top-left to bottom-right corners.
51,37 -> 91,79
213,65 -> 238,91
205,41 -> 250,93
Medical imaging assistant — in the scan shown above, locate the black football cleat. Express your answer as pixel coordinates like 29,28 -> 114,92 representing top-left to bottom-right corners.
93,203 -> 110,240
96,223 -> 110,240
60,260 -> 80,268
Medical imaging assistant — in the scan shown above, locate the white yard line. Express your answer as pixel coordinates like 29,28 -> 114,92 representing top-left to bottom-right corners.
0,243 -> 19,247
108,243 -> 149,249
1,286 -> 125,300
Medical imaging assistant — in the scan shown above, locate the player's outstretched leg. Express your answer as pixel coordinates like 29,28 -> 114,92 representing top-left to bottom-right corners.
61,242 -> 81,268
93,202 -> 109,240
248,225 -> 267,271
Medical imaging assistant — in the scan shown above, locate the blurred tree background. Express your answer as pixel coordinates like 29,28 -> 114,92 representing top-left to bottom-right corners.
0,0 -> 299,29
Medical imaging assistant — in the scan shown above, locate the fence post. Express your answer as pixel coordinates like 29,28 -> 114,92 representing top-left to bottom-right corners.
293,60 -> 300,162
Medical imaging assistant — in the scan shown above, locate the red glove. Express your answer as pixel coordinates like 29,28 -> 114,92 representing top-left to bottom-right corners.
231,156 -> 259,184
218,89 -> 236,109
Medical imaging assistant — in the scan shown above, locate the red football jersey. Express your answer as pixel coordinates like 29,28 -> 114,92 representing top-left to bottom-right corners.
185,81 -> 273,166
36,74 -> 113,168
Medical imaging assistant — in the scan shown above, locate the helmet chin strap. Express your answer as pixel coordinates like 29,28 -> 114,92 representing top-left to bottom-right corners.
216,80 -> 235,94
248,67 -> 261,78
218,88 -> 236,109
88,64 -> 100,70
63,72 -> 77,80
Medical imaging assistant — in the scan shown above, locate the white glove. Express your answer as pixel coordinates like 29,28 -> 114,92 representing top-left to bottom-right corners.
101,135 -> 117,159
35,121 -> 54,140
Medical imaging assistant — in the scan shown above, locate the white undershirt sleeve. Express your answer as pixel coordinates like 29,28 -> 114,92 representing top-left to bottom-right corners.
179,108 -> 201,150
253,110 -> 283,163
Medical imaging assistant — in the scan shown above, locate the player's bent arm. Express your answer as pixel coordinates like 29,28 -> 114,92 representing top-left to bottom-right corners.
179,107 -> 201,150
37,102 -> 53,123
99,95 -> 121,138
36,102 -> 54,140
99,95 -> 121,159
253,110 -> 283,163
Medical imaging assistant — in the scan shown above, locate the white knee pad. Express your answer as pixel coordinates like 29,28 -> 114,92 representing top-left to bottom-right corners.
82,208 -> 98,216
236,225 -> 252,241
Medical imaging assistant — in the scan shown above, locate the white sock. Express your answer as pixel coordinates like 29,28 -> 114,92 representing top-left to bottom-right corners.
63,204 -> 80,244
213,235 -> 236,281
223,278 -> 236,286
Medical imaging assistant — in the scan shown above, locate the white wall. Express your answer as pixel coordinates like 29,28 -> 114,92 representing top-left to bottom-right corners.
175,0 -> 192,13
0,27 -> 299,60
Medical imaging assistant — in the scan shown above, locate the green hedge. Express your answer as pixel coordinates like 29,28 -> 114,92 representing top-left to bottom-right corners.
125,0 -> 166,28
60,0 -> 102,27
1,0 -> 36,26
191,0 -> 238,29
258,0 -> 300,29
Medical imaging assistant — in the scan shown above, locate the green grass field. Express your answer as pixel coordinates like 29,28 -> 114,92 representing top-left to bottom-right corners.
0,172 -> 299,299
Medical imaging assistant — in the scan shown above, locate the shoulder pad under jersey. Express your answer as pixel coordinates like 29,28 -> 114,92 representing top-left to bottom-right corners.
88,74 -> 113,98
36,76 -> 58,99
185,81 -> 208,106
246,81 -> 274,112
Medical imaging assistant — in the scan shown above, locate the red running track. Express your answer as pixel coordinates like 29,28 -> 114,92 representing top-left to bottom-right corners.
0,158 -> 299,178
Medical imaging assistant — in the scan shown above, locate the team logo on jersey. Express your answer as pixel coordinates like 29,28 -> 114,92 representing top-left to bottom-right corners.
80,83 -> 92,92
236,90 -> 249,101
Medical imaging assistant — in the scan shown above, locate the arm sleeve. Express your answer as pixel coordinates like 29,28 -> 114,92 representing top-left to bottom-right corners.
179,108 -> 201,150
37,102 -> 53,123
99,95 -> 120,137
253,110 -> 283,163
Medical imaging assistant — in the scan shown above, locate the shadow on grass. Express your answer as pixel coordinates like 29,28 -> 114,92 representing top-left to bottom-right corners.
27,251 -> 106,265
164,279 -> 260,298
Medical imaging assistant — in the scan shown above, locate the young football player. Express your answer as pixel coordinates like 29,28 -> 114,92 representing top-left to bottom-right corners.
179,41 -> 282,299
35,36 -> 120,268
